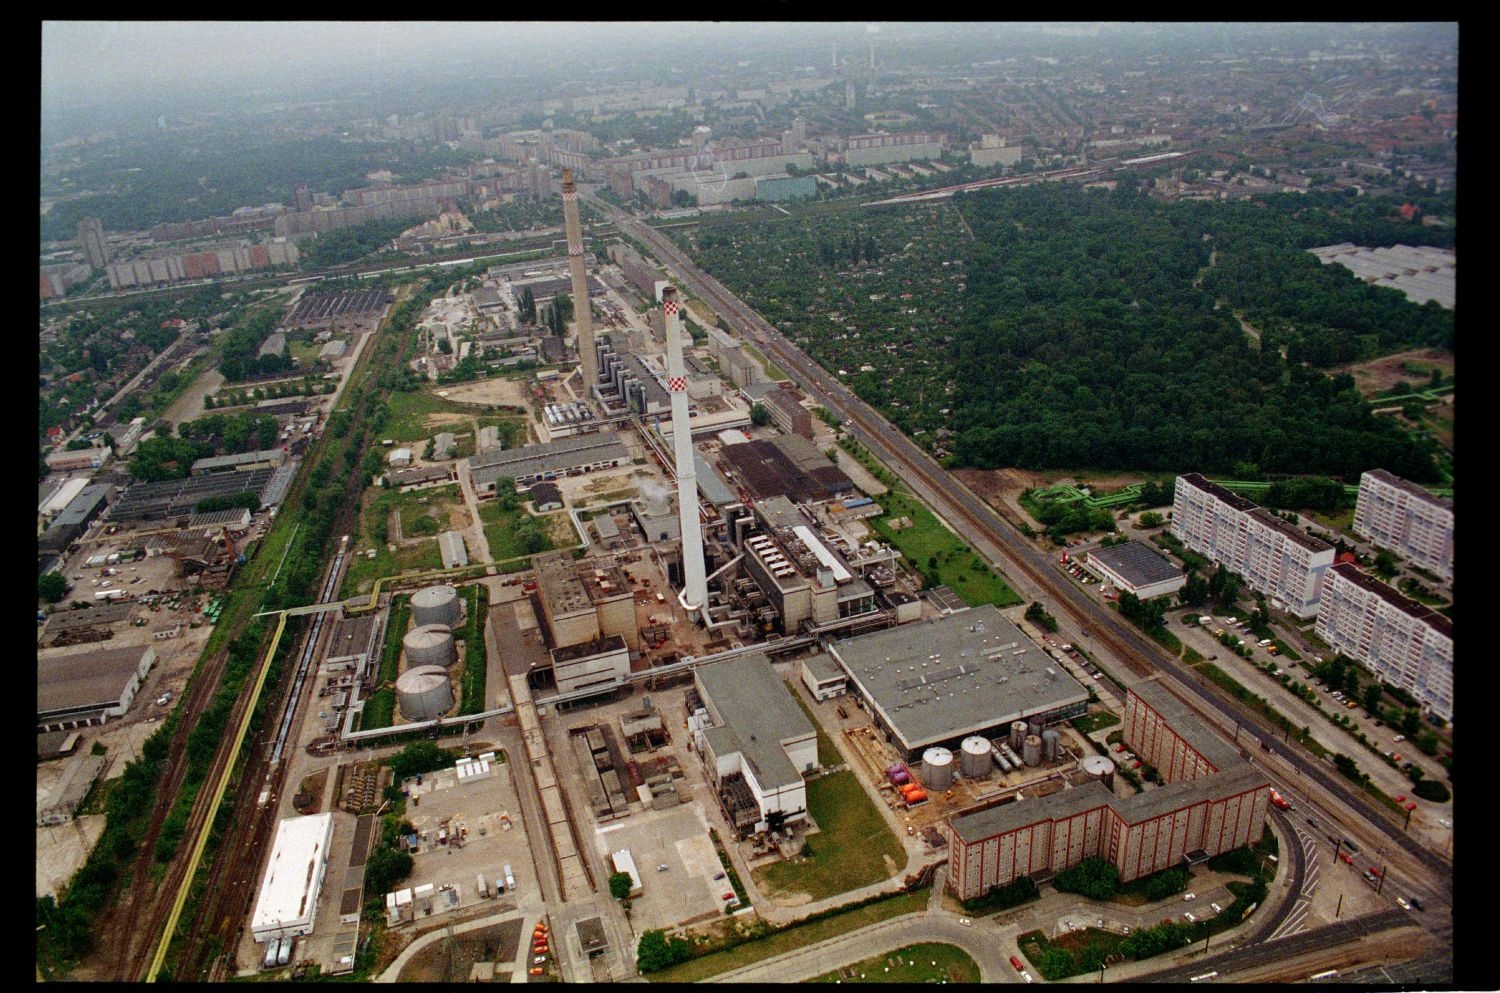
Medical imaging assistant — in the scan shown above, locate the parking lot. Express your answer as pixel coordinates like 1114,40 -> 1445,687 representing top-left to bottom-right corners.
593,803 -> 729,932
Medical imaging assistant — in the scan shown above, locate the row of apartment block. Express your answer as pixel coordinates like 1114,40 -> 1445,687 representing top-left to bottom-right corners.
106,239 -> 299,289
1315,562 -> 1454,721
1353,469 -> 1453,582
1170,474 -> 1334,618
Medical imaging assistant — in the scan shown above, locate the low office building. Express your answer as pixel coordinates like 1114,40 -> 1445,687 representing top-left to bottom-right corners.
1353,469 -> 1453,583
45,446 -> 112,472
828,603 -> 1088,761
251,813 -> 335,942
37,644 -> 156,731
1082,541 -> 1186,600
694,655 -> 817,838
945,681 -> 1269,898
801,654 -> 848,701
1171,474 -> 1334,618
1315,562 -> 1453,721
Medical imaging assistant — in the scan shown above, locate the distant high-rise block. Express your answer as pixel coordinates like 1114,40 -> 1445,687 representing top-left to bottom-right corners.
77,217 -> 110,268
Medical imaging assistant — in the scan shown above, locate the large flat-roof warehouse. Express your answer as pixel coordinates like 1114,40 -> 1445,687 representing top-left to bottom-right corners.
467,433 -> 629,493
827,603 -> 1088,759
37,644 -> 156,731
1083,540 -> 1186,600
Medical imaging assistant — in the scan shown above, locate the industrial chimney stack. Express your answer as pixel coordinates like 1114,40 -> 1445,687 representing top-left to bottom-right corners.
561,168 -> 597,398
662,286 -> 708,615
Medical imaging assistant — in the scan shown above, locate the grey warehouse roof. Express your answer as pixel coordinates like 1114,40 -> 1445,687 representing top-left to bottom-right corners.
1089,541 -> 1184,587
38,645 -> 149,717
469,433 -> 628,487
829,603 -> 1087,753
695,654 -> 813,791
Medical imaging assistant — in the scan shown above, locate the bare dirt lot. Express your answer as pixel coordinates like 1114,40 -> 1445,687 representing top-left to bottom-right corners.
438,377 -> 534,409
1332,348 -> 1454,399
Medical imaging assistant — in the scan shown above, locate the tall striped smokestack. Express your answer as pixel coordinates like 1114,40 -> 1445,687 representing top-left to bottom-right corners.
561,168 -> 597,397
662,286 -> 707,614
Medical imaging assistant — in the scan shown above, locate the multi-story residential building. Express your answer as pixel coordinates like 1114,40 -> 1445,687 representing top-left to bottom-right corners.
1171,474 -> 1334,618
105,239 -> 298,289
39,261 -> 92,300
77,217 -> 110,267
945,682 -> 1268,899
1315,562 -> 1453,721
840,131 -> 947,166
1353,469 -> 1453,582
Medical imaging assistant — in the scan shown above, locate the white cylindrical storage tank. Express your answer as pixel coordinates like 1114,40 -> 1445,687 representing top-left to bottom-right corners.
1023,734 -> 1042,767
1042,728 -> 1061,763
960,736 -> 991,778
1009,721 -> 1028,751
404,623 -> 457,668
1001,742 -> 1024,768
920,747 -> 954,792
993,748 -> 1012,772
397,665 -> 454,721
411,584 -> 462,629
1082,754 -> 1115,791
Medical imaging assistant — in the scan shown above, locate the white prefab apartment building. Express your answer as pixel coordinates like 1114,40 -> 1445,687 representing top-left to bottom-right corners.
1171,474 -> 1335,618
1353,469 -> 1453,582
1315,563 -> 1454,721
251,813 -> 335,942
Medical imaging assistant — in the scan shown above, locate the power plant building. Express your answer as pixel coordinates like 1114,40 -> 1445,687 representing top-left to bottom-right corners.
827,603 -> 1088,760
533,550 -> 639,651
693,655 -> 817,838
1170,473 -> 1334,618
945,681 -> 1269,899
1314,562 -> 1453,721
251,813 -> 335,942
550,635 -> 631,697
1352,469 -> 1453,583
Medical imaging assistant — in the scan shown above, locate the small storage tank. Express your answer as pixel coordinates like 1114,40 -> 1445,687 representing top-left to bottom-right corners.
411,584 -> 462,629
1002,742 -> 1024,768
1009,721 -> 1028,751
885,762 -> 906,778
902,787 -> 928,804
1028,719 -> 1044,739
1082,754 -> 1116,791
397,664 -> 454,721
404,623 -> 457,668
889,768 -> 911,786
992,747 -> 1012,772
1042,728 -> 1061,763
921,747 -> 955,791
1023,734 -> 1043,767
960,736 -> 991,778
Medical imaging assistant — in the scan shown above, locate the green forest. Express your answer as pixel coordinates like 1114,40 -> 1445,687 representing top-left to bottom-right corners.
679,184 -> 1450,483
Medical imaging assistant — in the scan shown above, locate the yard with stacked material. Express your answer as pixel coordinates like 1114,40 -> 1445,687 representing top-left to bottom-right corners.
752,770 -> 905,903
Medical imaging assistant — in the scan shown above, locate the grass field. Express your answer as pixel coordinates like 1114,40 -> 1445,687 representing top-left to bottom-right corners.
740,340 -> 788,381
810,942 -> 979,983
383,389 -> 486,441
341,485 -> 464,596
479,500 -> 562,563
1070,711 -> 1121,735
870,488 -> 1022,608
786,681 -> 842,768
645,889 -> 929,983
752,770 -> 904,902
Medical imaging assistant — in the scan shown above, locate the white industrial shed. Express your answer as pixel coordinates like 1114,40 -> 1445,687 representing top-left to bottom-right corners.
1083,540 -> 1186,600
251,813 -> 335,942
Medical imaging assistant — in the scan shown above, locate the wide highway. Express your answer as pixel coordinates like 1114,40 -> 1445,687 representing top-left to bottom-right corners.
586,192 -> 1454,922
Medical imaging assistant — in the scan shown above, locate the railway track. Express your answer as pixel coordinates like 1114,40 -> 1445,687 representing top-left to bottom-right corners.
599,199 -> 1454,890
168,522 -> 354,981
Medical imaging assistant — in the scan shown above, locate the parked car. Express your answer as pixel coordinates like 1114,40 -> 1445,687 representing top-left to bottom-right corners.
529,967 -> 544,976
1210,902 -> 1222,915
1183,892 -> 1196,901
1393,735 -> 1406,742
1405,802 -> 1417,811
1010,956 -> 1025,972
1339,852 -> 1355,865
1021,971 -> 1034,983
959,918 -> 973,927
1184,911 -> 1197,923
714,872 -> 727,880
1396,897 -> 1411,910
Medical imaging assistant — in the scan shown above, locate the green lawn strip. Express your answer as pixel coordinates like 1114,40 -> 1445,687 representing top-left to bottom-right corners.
1069,711 -> 1122,736
382,389 -> 486,442
739,340 -> 788,381
808,941 -> 980,983
752,771 -> 904,901
645,889 -> 929,983
378,596 -> 412,683
1147,624 -> 1182,655
359,688 -> 395,731
785,681 -> 841,768
1018,927 -> 1125,980
870,488 -> 1021,608
458,584 -> 489,714
1182,646 -> 1205,666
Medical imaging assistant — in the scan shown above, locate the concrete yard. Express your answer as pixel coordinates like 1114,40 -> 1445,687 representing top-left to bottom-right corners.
592,804 -> 728,933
